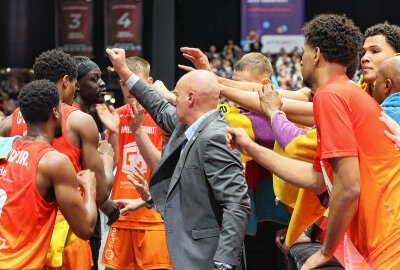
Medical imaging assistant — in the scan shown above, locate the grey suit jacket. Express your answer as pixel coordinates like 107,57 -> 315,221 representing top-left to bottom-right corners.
130,80 -> 250,269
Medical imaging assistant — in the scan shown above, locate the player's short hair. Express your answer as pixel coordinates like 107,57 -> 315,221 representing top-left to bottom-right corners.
364,22 -> 400,53
33,49 -> 77,82
126,56 -> 151,77
303,14 -> 363,67
18,79 -> 59,123
233,52 -> 273,78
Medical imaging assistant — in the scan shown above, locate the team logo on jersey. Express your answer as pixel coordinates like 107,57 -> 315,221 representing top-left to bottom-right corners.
121,142 -> 148,175
16,111 -> 25,124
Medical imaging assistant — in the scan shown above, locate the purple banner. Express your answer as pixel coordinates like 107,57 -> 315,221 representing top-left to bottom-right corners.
241,0 -> 305,54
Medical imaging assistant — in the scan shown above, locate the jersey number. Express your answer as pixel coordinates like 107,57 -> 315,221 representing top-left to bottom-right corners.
0,189 -> 6,217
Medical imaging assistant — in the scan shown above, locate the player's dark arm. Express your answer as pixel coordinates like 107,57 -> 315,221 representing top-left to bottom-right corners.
70,112 -> 113,202
40,151 -> 97,239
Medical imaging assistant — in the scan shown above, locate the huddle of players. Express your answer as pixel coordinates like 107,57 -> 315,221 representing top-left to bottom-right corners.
1,14 -> 400,270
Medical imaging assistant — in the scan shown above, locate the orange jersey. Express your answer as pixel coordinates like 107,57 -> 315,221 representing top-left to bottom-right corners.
108,104 -> 163,229
10,104 -> 81,172
52,104 -> 81,172
0,140 -> 58,269
313,75 -> 400,268
10,108 -> 27,137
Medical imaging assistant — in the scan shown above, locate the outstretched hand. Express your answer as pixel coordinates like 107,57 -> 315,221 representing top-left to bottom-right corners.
96,104 -> 120,134
258,83 -> 283,119
179,47 -> 211,72
380,111 -> 400,150
127,165 -> 151,202
129,101 -> 144,134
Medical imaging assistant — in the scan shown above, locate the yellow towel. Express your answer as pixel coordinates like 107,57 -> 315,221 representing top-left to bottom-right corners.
45,212 -> 77,267
283,129 -> 328,247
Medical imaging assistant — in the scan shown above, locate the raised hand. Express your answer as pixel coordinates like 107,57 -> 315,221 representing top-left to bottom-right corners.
96,104 -> 120,134
127,165 -> 151,202
380,111 -> 400,149
258,83 -> 283,119
106,48 -> 127,71
129,101 -> 144,134
179,47 -> 212,71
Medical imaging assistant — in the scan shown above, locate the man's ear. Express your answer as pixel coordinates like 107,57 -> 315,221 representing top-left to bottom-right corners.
52,107 -> 61,120
62,75 -> 70,89
313,47 -> 321,66
187,91 -> 195,105
385,78 -> 393,95
147,77 -> 154,85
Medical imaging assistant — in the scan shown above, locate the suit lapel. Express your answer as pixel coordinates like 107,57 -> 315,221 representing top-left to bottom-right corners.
166,111 -> 220,198
150,124 -> 187,184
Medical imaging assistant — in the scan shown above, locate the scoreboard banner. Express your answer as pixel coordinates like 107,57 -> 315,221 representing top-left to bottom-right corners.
56,0 -> 94,57
105,0 -> 142,56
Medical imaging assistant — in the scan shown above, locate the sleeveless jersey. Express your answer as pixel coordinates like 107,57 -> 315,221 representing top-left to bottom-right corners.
10,104 -> 82,172
0,140 -> 57,269
108,104 -> 164,229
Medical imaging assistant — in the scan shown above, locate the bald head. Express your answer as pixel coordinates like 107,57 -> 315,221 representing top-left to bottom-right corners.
374,55 -> 400,104
174,70 -> 220,125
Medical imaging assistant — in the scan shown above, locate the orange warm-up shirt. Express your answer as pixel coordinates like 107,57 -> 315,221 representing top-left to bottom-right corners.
0,140 -> 57,269
313,75 -> 400,269
108,104 -> 164,230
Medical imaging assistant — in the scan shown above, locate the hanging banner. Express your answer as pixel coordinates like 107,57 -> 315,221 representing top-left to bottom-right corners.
241,0 -> 305,54
56,0 -> 94,57
105,0 -> 142,56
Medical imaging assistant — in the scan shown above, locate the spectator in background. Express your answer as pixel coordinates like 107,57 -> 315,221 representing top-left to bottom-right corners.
291,62 -> 304,90
223,39 -> 242,60
205,45 -> 220,61
277,66 -> 292,90
244,31 -> 261,52
275,48 -> 293,75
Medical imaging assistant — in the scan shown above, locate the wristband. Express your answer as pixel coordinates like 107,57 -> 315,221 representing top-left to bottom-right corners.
146,197 -> 155,209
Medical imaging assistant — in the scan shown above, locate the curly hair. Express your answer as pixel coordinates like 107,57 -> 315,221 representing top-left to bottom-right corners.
18,80 -> 59,123
33,49 -> 77,82
302,14 -> 363,67
364,22 -> 400,53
